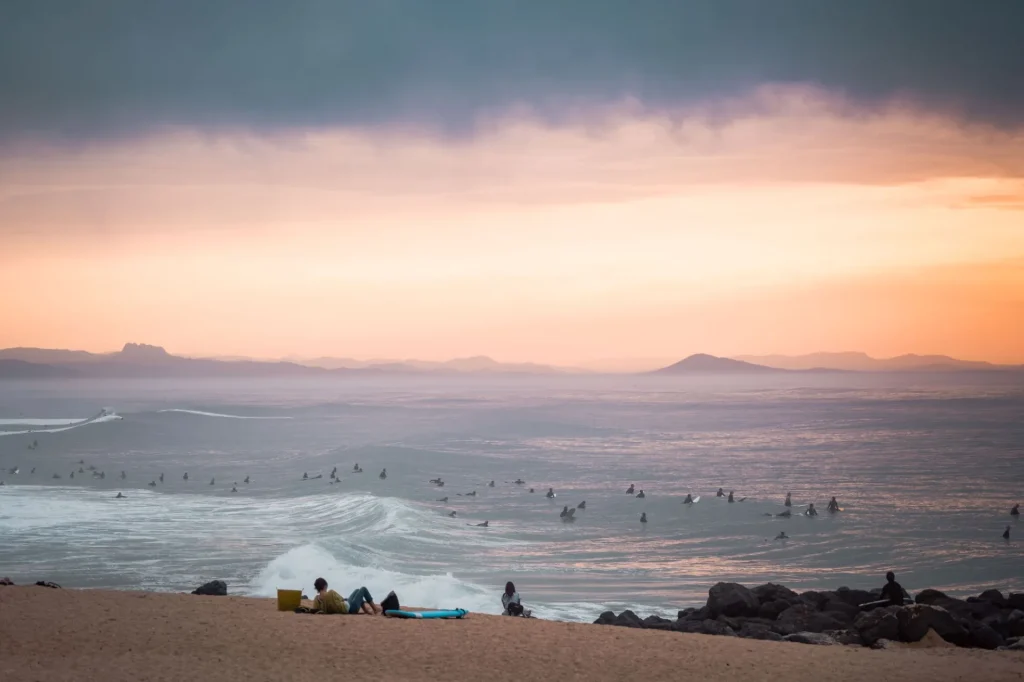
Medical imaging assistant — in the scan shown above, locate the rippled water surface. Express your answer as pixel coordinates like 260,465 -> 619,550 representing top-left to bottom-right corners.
1,375 -> 1022,620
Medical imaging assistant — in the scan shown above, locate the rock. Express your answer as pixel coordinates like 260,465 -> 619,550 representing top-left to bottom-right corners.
738,623 -> 784,641
751,583 -> 800,605
191,580 -> 227,596
612,610 -> 644,628
594,611 -> 617,625
1006,639 -> 1024,651
854,607 -> 900,646
1007,610 -> 1024,638
834,587 -> 879,609
642,615 -> 673,628
896,605 -> 968,644
707,582 -> 760,618
977,589 -> 1007,607
799,591 -> 831,610
1008,593 -> 1024,611
827,629 -> 864,646
964,620 -> 1004,650
870,638 -> 895,650
677,608 -> 697,620
821,600 -> 860,622
672,619 -> 736,637
758,599 -> 791,621
914,589 -> 949,605
784,632 -> 837,645
776,603 -> 849,634
715,615 -> 742,630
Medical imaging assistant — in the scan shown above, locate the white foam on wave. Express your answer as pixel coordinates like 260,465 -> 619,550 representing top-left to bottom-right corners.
248,543 -> 501,614
158,409 -> 291,420
0,409 -> 121,437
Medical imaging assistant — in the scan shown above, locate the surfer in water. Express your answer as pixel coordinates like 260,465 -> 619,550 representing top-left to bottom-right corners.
69,471 -> 75,479
560,505 -> 569,518
577,501 -> 586,510
775,531 -> 789,540
727,491 -> 735,503
805,503 -> 818,516
488,480 -> 495,487
514,479 -> 525,485
448,511 -> 457,517
244,476 -> 250,484
472,520 -> 489,527
546,488 -> 555,498
209,477 -> 215,485
717,488 -> 725,497
120,471 -> 126,480
529,488 -> 535,493
183,472 -> 188,481
827,497 -> 840,513
562,509 -> 576,522
379,468 -> 387,480
303,472 -> 308,480
1011,503 -> 1019,517
784,492 -> 792,507
148,480 -> 156,487
437,497 -> 448,502
640,512 -> 647,524
636,489 -> 645,499
1004,526 -> 1011,540
115,493 -> 125,499
683,494 -> 694,504
231,486 -> 237,493
626,484 -> 635,494
353,463 -> 362,473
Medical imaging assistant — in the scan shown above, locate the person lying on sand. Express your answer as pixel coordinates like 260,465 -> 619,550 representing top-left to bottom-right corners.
312,578 -> 381,615
501,581 -> 531,617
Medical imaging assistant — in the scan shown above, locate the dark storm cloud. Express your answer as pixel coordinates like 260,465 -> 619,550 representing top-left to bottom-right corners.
1,0 -> 1022,142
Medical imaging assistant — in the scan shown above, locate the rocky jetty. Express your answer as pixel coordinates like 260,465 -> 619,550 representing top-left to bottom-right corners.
594,582 -> 1024,650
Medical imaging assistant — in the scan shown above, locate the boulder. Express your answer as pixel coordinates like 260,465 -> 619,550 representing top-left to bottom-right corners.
594,611 -> 617,625
758,599 -> 790,621
1006,639 -> 1024,652
976,589 -> 1007,607
798,591 -> 831,610
677,608 -> 697,620
854,607 -> 900,646
1008,593 -> 1024,611
191,580 -> 227,596
751,583 -> 800,606
707,582 -> 760,618
821,600 -> 860,622
776,603 -> 849,634
896,605 -> 968,644
833,586 -> 879,609
738,623 -> 784,642
784,632 -> 837,645
1007,610 -> 1024,638
827,629 -> 864,646
673,619 -> 736,637
914,589 -> 949,605
642,615 -> 674,629
612,610 -> 644,628
964,620 -> 1004,650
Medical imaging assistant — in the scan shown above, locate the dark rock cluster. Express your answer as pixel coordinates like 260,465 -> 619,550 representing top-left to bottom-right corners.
594,582 -> 1024,650
191,580 -> 228,596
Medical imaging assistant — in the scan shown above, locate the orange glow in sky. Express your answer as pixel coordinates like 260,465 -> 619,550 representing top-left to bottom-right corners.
1,88 -> 1022,364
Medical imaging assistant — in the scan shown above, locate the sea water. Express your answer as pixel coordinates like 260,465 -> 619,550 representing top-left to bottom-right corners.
1,375 -> 1022,621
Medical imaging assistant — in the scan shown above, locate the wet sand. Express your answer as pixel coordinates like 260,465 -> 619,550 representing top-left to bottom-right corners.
1,587 -> 1023,681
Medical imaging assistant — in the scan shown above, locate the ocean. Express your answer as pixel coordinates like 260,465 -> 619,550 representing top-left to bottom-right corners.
1,374 -> 1022,621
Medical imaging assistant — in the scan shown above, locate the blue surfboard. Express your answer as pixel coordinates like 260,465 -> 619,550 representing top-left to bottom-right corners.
385,608 -> 468,619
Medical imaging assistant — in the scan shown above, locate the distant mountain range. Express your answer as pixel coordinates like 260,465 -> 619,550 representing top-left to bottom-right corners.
732,352 -> 1022,373
1,345 -> 1020,379
0,344 -> 571,379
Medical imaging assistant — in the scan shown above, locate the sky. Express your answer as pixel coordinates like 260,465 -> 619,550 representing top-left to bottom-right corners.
1,1 -> 1023,365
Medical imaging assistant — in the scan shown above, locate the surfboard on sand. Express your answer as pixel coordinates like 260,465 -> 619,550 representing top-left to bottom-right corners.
385,609 -> 468,619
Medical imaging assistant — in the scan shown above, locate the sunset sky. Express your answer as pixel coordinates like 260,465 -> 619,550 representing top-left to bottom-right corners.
1,2 -> 1022,365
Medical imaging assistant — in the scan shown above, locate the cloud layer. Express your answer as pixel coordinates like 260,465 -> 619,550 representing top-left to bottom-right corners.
2,0 -> 1023,142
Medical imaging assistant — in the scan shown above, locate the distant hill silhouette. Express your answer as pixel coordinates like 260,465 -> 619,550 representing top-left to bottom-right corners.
734,352 -> 1017,372
652,354 -> 781,374
0,359 -> 79,379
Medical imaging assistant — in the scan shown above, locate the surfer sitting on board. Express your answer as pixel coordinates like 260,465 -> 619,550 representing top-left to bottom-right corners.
502,581 -> 531,617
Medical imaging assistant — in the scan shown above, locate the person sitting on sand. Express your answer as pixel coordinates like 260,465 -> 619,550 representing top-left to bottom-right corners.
312,578 -> 380,615
501,582 -> 531,617
880,571 -> 907,606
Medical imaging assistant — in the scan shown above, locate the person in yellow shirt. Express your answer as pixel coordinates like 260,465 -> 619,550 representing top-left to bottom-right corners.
312,578 -> 381,615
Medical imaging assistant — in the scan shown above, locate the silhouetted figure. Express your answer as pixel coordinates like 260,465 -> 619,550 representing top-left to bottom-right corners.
529,488 -> 535,493
448,511 -> 457,517
115,493 -> 125,499
546,488 -> 555,498
881,571 -> 906,606
69,471 -> 75,479
353,463 -> 362,473
577,501 -> 586,509
244,476 -> 250,484
784,492 -> 792,507
303,472 -> 308,480
437,497 -> 448,502
159,473 -> 164,483
379,468 -> 387,479
775,531 -> 788,540
183,472 -> 188,481
560,505 -> 569,518
683,494 -> 694,504
148,480 -> 156,487
805,503 -> 818,517
514,479 -> 525,485
636,489 -> 645,498
231,486 -> 237,493
488,480 -> 495,487
120,471 -> 126,479
717,488 -> 725,497
1011,503 -> 1020,517
640,512 -> 647,524
1004,526 -> 1011,540
827,497 -> 840,512
626,484 -> 635,494
472,520 -> 489,527
209,477 -> 215,485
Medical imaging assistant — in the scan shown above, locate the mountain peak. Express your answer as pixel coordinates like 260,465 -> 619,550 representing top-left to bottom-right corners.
653,354 -> 778,374
118,343 -> 173,361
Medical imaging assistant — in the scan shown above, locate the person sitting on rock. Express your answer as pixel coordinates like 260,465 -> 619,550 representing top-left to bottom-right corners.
880,571 -> 907,606
501,581 -> 531,617
312,577 -> 381,615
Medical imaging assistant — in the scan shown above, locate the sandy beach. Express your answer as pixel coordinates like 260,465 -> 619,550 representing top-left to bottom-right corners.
1,587 -> 1022,681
